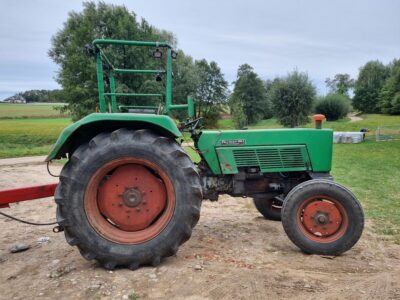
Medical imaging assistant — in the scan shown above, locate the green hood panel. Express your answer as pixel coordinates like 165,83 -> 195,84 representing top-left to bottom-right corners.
46,113 -> 181,161
197,128 -> 333,175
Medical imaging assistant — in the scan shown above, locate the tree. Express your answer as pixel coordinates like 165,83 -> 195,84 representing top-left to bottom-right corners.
379,59 -> 400,115
172,51 -> 198,106
49,2 -> 179,120
268,70 -> 316,128
352,60 -> 389,113
325,73 -> 354,96
194,59 -> 228,127
230,64 -> 271,128
6,89 -> 66,103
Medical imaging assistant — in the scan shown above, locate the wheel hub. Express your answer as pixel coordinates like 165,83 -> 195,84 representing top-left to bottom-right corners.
97,164 -> 167,232
316,213 -> 328,224
122,188 -> 143,207
302,200 -> 342,237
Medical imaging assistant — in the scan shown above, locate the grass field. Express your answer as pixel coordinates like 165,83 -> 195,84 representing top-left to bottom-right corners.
332,140 -> 400,239
0,103 -> 68,119
0,118 -> 71,158
0,103 -> 71,157
0,106 -> 399,240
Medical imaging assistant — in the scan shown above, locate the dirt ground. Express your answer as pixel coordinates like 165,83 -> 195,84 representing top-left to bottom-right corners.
1,160 -> 400,300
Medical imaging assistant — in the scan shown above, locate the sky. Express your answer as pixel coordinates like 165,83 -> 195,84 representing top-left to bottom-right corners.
0,0 -> 399,100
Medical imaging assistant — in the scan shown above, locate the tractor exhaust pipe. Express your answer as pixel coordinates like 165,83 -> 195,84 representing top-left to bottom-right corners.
312,114 -> 326,129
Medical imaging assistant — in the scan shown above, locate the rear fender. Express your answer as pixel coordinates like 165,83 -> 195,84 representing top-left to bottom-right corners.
46,113 -> 181,161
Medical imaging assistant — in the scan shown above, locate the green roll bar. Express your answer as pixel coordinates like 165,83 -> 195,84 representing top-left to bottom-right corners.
92,39 -> 194,117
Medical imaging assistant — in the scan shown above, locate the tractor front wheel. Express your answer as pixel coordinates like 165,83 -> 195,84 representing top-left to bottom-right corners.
55,129 -> 202,269
281,179 -> 364,255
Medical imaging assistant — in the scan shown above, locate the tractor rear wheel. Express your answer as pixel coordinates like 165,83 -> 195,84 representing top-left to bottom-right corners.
55,128 -> 202,269
253,196 -> 282,221
281,179 -> 364,255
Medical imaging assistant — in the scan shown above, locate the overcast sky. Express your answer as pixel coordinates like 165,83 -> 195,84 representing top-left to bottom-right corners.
0,0 -> 399,99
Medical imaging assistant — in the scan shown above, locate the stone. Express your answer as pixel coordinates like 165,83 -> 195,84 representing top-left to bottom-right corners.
49,265 -> 76,278
9,243 -> 30,253
89,283 -> 102,290
37,237 -> 51,245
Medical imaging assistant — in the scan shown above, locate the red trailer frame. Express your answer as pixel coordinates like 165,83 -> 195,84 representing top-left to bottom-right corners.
0,183 -> 58,208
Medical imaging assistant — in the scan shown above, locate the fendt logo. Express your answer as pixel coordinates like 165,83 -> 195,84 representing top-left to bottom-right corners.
220,139 -> 246,145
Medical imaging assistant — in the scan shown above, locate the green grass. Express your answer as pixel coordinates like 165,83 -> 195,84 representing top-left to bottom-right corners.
0,118 -> 71,158
332,140 -> 400,240
217,118 -> 282,129
217,118 -> 234,129
0,103 -> 68,119
321,114 -> 400,131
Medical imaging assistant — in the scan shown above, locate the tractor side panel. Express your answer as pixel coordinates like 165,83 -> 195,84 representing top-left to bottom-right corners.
197,129 -> 333,175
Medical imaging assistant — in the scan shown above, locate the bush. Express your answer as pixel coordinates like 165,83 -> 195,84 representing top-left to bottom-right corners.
315,94 -> 350,121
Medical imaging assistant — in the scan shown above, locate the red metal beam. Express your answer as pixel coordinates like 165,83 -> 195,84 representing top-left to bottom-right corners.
0,183 -> 58,208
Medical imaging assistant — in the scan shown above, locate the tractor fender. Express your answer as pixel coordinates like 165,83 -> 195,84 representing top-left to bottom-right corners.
45,113 -> 182,161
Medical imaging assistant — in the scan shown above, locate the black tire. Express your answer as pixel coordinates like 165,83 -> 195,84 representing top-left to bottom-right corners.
55,128 -> 202,269
253,196 -> 283,221
281,179 -> 364,256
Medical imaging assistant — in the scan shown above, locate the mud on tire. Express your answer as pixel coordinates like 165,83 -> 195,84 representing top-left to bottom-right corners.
55,128 -> 202,269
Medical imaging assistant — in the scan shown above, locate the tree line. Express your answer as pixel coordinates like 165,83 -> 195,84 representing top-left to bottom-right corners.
15,1 -> 399,128
4,89 -> 65,103
353,60 -> 400,115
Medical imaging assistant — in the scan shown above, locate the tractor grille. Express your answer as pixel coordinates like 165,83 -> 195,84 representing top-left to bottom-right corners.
232,147 -> 307,171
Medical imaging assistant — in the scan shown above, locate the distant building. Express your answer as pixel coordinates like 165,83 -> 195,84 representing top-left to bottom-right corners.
2,94 -> 26,103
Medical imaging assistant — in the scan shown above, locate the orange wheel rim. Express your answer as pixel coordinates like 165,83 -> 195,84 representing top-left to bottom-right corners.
297,195 -> 348,243
84,157 -> 175,244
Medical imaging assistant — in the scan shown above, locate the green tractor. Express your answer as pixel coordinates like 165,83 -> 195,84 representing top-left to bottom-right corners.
47,39 -> 364,269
